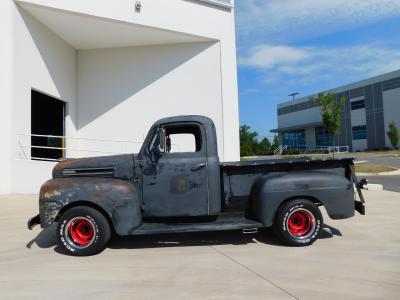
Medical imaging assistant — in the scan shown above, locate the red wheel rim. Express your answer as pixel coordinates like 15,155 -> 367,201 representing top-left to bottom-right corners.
66,217 -> 95,248
287,209 -> 315,237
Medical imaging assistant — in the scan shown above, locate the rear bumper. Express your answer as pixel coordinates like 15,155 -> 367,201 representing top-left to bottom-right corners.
27,214 -> 41,230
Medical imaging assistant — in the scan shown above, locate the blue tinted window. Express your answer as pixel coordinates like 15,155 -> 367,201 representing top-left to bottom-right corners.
352,125 -> 367,140
351,100 -> 365,110
315,127 -> 333,146
282,129 -> 306,149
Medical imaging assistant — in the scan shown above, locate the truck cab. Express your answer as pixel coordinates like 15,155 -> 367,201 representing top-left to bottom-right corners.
28,115 -> 365,256
139,116 -> 221,217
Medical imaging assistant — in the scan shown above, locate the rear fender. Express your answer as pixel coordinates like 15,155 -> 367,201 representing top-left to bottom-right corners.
250,171 -> 355,226
39,178 -> 141,235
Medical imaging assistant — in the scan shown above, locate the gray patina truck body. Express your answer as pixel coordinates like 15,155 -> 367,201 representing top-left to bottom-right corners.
28,115 -> 365,254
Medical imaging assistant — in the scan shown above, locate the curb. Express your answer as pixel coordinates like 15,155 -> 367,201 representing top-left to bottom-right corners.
356,169 -> 400,176
362,184 -> 383,191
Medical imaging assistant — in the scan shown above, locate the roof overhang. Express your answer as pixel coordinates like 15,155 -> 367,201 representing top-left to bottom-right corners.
270,122 -> 323,133
17,1 -> 215,49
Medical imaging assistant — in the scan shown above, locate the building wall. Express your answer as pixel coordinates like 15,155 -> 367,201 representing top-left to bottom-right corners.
15,0 -> 233,39
76,42 -> 226,158
275,70 -> 400,151
352,140 -> 368,152
350,105 -> 366,126
305,127 -> 316,147
1,0 -> 239,194
278,107 -> 321,129
16,0 -> 240,161
0,0 -> 14,194
383,87 -> 400,148
10,6 -> 77,193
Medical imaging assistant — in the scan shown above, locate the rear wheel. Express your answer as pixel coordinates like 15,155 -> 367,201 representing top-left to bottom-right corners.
57,206 -> 111,256
273,199 -> 322,246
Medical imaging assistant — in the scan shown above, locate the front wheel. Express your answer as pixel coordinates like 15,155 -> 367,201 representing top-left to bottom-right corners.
273,199 -> 323,246
57,206 -> 111,256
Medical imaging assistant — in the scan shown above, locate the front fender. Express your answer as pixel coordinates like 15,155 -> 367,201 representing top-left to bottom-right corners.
251,171 -> 355,227
39,178 -> 141,235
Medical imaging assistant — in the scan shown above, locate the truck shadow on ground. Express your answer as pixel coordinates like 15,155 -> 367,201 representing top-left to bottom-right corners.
107,224 -> 342,250
26,224 -> 342,254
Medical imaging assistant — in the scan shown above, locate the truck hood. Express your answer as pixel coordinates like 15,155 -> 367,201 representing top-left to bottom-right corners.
52,154 -> 135,180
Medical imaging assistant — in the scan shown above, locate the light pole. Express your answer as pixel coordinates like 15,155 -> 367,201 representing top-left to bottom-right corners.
289,92 -> 299,101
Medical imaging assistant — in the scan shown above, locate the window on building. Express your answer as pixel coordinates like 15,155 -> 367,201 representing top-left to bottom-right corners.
282,129 -> 306,149
351,100 -> 365,110
31,90 -> 65,160
352,125 -> 367,140
315,127 -> 333,146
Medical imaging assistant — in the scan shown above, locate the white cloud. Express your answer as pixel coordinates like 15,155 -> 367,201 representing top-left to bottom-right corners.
239,43 -> 400,87
239,44 -> 311,69
236,0 -> 400,42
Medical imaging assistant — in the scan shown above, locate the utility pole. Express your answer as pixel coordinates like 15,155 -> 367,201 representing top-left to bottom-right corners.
289,92 -> 299,101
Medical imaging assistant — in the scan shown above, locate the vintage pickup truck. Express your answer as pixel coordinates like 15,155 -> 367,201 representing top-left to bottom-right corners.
28,115 -> 365,256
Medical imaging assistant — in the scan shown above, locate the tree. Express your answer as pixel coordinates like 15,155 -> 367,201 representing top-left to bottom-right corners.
271,135 -> 279,150
240,125 -> 259,157
239,125 -> 272,156
258,137 -> 271,154
387,121 -> 399,149
311,92 -> 346,157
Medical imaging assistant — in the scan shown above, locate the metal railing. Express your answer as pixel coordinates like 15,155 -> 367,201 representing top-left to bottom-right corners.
275,144 -> 349,154
16,133 -> 144,162
274,145 -> 288,156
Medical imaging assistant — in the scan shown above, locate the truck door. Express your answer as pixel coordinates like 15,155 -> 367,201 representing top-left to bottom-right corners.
141,123 -> 210,217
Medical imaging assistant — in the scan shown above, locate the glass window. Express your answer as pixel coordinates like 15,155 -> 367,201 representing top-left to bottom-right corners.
165,125 -> 202,153
147,125 -> 202,155
282,129 -> 306,149
351,100 -> 365,110
352,125 -> 367,140
168,133 -> 196,153
315,126 -> 333,146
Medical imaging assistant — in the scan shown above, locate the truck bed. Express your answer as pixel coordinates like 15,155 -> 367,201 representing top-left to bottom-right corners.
220,158 -> 356,213
221,157 -> 354,172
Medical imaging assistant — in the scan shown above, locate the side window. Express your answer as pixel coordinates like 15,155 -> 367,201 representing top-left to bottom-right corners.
166,125 -> 202,153
168,133 -> 196,153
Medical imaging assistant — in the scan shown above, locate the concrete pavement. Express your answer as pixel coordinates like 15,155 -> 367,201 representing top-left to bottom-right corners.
1,191 -> 400,299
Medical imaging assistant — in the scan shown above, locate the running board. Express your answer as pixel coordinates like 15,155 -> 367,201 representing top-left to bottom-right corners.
131,213 -> 263,235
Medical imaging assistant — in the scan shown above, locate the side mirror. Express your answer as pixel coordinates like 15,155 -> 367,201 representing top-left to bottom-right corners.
157,127 -> 167,153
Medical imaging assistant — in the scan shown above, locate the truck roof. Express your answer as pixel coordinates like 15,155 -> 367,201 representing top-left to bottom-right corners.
152,115 -> 215,127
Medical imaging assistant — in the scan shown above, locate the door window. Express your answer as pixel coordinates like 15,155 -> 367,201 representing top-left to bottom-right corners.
166,125 -> 202,153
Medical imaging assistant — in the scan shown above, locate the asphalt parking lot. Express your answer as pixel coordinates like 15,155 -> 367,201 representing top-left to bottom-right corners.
1,191 -> 400,300
353,154 -> 400,192
364,175 -> 400,193
353,155 -> 400,168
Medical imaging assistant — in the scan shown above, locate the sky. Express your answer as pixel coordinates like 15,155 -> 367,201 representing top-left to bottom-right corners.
235,0 -> 400,140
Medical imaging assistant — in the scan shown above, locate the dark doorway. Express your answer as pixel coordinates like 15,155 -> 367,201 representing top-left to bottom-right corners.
31,90 -> 65,160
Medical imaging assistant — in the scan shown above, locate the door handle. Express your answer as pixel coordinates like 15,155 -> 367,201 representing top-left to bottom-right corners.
191,162 -> 206,171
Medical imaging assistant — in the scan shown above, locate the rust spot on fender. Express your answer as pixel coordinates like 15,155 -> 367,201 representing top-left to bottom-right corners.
112,183 -> 134,193
43,189 -> 62,199
92,189 -> 102,199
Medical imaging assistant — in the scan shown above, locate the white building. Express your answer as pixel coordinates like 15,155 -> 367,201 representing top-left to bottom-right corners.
272,70 -> 400,152
0,0 -> 239,194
